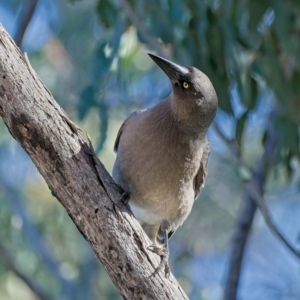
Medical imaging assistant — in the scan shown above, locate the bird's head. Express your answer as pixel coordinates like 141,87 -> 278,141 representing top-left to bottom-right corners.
148,53 -> 218,132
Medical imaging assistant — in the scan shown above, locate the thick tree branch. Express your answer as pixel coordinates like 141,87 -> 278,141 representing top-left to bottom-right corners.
0,24 -> 188,300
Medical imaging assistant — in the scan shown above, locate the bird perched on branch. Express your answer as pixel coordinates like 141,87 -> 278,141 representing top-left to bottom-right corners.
112,54 -> 218,276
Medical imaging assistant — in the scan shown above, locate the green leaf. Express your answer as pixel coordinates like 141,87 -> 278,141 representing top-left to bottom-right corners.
217,85 -> 232,114
78,86 -> 96,120
249,76 -> 258,110
235,111 -> 248,147
238,165 -> 252,181
262,130 -> 268,145
92,43 -> 113,80
96,103 -> 109,153
206,9 -> 225,72
288,71 -> 300,123
274,116 -> 300,174
96,0 -> 118,28
248,1 -> 270,32
92,22 -> 122,82
271,0 -> 294,55
280,117 -> 299,156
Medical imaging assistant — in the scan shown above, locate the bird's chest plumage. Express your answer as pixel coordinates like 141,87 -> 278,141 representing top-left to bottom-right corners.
115,123 -> 204,226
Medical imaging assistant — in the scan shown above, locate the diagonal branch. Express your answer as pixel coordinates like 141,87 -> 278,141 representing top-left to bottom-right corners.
213,117 -> 300,300
0,24 -> 188,300
223,163 -> 264,300
213,120 -> 300,259
245,181 -> 300,258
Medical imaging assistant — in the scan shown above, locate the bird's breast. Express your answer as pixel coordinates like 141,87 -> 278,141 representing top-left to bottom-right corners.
112,106 -> 206,228
114,137 -> 204,226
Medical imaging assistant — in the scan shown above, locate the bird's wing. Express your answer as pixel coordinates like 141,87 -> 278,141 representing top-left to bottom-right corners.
113,109 -> 147,153
194,138 -> 210,200
167,141 -> 210,241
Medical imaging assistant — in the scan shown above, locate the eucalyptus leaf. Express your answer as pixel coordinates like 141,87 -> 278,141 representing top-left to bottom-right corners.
78,86 -> 96,120
96,102 -> 109,153
235,111 -> 248,147
96,0 -> 118,29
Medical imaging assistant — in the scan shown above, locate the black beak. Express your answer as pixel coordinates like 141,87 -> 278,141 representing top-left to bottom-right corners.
148,53 -> 188,82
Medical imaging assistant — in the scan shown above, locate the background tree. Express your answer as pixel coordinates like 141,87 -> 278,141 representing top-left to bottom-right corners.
0,0 -> 299,299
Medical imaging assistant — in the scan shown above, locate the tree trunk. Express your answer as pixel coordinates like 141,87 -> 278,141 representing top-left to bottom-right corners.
0,24 -> 188,300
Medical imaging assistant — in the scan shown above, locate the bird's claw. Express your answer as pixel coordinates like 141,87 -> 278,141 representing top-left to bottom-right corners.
148,245 -> 170,278
110,182 -> 130,205
119,191 -> 130,205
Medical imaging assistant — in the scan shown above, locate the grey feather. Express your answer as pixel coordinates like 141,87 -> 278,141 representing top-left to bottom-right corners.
193,138 -> 210,200
114,109 -> 147,153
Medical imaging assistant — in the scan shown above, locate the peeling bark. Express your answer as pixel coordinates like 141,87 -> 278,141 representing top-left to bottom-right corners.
0,24 -> 188,300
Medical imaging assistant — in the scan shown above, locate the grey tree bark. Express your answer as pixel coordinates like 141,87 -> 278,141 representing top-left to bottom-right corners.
0,24 -> 188,300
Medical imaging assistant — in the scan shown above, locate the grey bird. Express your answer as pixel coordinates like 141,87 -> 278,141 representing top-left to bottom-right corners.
112,54 -> 218,275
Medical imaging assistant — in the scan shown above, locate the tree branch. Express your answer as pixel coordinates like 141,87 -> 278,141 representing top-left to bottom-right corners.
14,0 -> 40,47
223,169 -> 262,300
0,24 -> 188,300
245,181 -> 300,259
213,120 -> 300,257
213,117 -> 300,300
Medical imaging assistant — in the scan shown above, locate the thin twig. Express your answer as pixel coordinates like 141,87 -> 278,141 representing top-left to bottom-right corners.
14,0 -> 40,47
245,181 -> 300,258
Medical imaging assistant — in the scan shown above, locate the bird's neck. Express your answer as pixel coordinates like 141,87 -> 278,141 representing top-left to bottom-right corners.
168,95 -> 212,138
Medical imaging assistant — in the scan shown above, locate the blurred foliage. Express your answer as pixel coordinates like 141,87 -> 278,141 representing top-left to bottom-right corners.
0,0 -> 300,299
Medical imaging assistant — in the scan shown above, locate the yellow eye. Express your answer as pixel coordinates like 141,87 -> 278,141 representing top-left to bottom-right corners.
183,82 -> 189,89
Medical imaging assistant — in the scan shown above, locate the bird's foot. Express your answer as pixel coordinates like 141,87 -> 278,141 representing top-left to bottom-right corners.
119,191 -> 130,205
110,182 -> 130,205
148,245 -> 170,278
